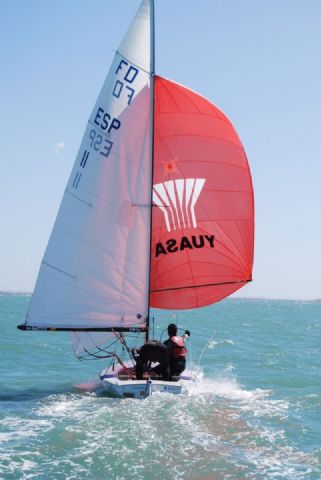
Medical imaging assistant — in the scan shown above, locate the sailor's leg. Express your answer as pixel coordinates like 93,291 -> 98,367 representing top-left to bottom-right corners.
162,361 -> 171,381
135,358 -> 144,380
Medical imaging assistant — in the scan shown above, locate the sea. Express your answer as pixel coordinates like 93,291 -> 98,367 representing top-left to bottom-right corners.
0,294 -> 320,480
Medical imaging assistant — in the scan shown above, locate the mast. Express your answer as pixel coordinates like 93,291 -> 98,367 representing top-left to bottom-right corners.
146,0 -> 155,343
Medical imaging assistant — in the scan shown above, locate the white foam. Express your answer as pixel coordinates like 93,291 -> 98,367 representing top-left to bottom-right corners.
223,339 -> 235,345
0,416 -> 53,442
35,393 -> 96,421
207,340 -> 218,349
203,338 -> 235,351
0,451 -> 40,479
245,444 -> 319,479
21,460 -> 38,472
185,368 -> 265,400
183,367 -> 290,422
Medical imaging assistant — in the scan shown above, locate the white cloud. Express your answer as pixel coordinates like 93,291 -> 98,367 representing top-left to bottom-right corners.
53,142 -> 65,155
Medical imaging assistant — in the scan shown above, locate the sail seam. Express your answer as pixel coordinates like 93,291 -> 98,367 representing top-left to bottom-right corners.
151,279 -> 251,293
42,262 -> 76,280
65,189 -> 93,207
116,50 -> 151,75
156,111 -> 229,123
152,259 -> 248,284
158,133 -> 242,148
53,223 -> 146,267
157,76 -> 232,126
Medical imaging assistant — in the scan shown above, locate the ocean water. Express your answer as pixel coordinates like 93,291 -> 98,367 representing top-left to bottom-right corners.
0,294 -> 320,480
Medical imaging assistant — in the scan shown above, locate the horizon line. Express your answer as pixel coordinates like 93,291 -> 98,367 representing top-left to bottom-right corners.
1,290 -> 320,302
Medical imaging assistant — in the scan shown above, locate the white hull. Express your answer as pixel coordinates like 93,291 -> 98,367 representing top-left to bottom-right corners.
99,367 -> 193,399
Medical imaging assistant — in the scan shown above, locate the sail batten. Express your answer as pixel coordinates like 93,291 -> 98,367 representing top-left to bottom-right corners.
151,279 -> 252,294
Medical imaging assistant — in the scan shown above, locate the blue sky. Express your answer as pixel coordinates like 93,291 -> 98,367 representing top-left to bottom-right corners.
1,0 -> 320,299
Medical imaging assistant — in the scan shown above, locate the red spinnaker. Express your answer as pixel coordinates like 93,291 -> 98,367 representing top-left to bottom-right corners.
150,76 -> 254,309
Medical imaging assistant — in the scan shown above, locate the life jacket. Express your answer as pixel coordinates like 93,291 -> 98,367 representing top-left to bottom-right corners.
170,336 -> 187,359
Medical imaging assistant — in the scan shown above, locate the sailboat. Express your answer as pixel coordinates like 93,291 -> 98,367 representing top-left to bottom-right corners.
18,0 -> 254,399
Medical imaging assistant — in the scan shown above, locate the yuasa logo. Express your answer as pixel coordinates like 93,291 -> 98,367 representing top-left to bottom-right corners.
153,178 -> 206,232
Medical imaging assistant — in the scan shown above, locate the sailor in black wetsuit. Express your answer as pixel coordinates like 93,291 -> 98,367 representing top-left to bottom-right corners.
134,341 -> 170,381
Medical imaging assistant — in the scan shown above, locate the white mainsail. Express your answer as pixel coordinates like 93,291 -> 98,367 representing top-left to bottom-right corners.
26,0 -> 153,332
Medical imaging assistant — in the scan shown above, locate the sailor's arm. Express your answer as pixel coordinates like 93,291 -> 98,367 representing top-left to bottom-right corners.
183,330 -> 190,341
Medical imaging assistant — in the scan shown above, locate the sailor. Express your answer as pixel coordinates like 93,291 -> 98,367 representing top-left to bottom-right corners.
164,323 -> 190,377
133,341 -> 170,381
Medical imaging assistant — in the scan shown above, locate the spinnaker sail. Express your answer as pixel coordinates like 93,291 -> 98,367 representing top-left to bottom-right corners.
150,77 -> 254,309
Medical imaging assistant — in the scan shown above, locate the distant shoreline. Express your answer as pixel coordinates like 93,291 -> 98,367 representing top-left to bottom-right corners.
0,291 -> 32,296
1,291 -> 320,302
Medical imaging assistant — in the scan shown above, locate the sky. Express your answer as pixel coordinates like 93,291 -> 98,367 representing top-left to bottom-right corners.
1,0 -> 321,300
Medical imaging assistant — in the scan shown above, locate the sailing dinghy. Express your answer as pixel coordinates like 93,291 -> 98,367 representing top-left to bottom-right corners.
18,0 -> 254,399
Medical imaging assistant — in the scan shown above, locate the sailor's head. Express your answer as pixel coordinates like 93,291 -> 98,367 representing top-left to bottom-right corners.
168,323 -> 177,337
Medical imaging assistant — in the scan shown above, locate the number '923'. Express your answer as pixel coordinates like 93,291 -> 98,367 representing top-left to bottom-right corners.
88,128 -> 113,157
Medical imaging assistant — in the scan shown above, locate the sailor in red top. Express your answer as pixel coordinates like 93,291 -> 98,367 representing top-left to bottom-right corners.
164,323 -> 190,377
